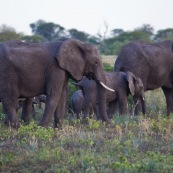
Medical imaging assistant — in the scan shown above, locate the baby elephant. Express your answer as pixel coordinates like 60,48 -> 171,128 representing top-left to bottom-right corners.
70,90 -> 96,119
70,90 -> 84,119
72,71 -> 145,119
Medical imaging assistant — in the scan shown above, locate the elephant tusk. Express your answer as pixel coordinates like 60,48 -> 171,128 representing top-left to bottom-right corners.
143,97 -> 145,101
99,81 -> 115,92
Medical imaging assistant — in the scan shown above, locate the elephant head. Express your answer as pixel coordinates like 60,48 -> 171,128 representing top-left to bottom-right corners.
57,39 -> 114,122
126,71 -> 146,114
57,39 -> 113,90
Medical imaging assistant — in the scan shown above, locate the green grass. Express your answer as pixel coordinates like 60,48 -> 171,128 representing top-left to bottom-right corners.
0,88 -> 173,172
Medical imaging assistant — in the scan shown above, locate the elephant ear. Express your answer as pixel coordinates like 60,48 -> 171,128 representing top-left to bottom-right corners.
125,71 -> 136,96
56,39 -> 86,81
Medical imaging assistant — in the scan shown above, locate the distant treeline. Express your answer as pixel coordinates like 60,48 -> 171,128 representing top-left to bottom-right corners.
0,19 -> 173,55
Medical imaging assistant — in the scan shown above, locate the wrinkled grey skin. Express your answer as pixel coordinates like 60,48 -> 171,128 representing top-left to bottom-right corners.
72,71 -> 145,118
114,40 -> 173,115
0,38 -> 109,128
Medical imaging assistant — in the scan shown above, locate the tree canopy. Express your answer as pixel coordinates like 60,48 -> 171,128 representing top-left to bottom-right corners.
0,25 -> 23,42
0,21 -> 173,55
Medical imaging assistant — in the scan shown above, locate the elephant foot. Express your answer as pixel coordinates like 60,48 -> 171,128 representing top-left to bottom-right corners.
4,120 -> 20,129
82,116 -> 89,124
54,122 -> 62,129
12,122 -> 20,129
4,119 -> 10,127
103,119 -> 111,125
39,118 -> 51,127
39,121 -> 49,127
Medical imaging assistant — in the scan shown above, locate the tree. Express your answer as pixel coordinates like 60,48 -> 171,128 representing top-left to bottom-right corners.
30,20 -> 66,41
111,29 -> 124,37
0,25 -> 23,42
135,24 -> 154,38
87,36 -> 101,45
154,28 -> 173,41
100,26 -> 152,55
68,29 -> 89,42
22,35 -> 45,43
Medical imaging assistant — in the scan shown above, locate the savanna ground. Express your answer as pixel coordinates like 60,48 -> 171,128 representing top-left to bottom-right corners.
0,56 -> 173,173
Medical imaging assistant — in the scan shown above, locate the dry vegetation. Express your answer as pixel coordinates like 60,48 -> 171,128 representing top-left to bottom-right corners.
102,55 -> 117,65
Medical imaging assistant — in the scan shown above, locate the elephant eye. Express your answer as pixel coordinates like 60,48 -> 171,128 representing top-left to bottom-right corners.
95,61 -> 98,66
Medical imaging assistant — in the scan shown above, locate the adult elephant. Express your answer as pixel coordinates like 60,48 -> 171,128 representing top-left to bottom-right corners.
0,38 -> 113,128
72,71 -> 145,118
114,40 -> 173,115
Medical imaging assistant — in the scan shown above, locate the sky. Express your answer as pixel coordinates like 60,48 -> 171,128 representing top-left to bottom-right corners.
0,0 -> 173,36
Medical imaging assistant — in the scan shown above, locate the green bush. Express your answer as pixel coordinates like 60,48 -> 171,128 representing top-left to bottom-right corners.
103,62 -> 114,72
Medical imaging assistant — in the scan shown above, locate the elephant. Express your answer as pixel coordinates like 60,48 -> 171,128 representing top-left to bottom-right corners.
33,95 -> 46,109
3,97 -> 35,125
70,90 -> 84,119
72,71 -> 145,119
70,90 -> 96,119
17,95 -> 46,123
114,40 -> 173,115
3,95 -> 46,124
0,38 -> 114,128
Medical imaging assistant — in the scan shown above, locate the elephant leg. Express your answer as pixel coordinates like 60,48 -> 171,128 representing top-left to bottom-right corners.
54,83 -> 68,128
88,105 -> 93,119
83,102 -> 92,119
141,97 -> 146,115
93,105 -> 99,120
107,100 -> 117,119
118,96 -> 127,115
2,98 -> 19,128
21,98 -> 33,124
76,111 -> 81,119
39,94 -> 62,127
162,87 -> 173,115
32,104 -> 36,119
39,73 -> 67,127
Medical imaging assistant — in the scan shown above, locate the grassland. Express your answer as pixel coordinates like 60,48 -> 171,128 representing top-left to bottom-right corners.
0,56 -> 173,173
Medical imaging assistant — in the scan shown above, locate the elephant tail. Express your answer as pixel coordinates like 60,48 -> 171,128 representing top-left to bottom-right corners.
172,42 -> 173,53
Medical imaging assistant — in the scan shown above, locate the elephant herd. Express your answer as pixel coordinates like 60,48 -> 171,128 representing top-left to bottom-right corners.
0,38 -> 173,128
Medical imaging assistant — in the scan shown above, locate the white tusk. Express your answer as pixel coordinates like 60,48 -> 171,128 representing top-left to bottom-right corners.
99,81 -> 115,92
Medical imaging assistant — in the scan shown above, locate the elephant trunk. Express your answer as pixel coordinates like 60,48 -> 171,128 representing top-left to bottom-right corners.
94,65 -> 110,122
141,96 -> 146,114
134,96 -> 146,115
96,81 -> 110,122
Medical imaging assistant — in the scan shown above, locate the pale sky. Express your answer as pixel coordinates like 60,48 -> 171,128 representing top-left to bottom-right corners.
0,0 -> 172,36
